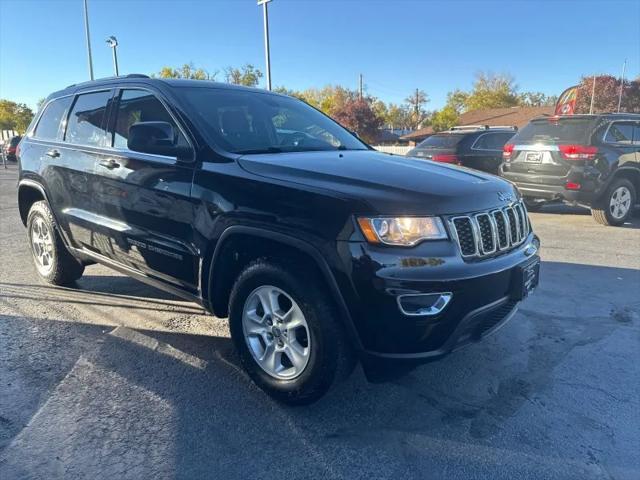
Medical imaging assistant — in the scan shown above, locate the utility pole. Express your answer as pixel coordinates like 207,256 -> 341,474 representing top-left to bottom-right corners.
617,59 -> 627,113
83,0 -> 94,80
359,74 -> 363,100
106,36 -> 119,76
589,75 -> 596,114
258,0 -> 272,90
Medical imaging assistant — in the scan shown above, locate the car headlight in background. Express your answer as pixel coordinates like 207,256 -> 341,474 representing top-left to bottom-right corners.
357,216 -> 447,246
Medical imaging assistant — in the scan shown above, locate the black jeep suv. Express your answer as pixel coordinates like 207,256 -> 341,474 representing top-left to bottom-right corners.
500,113 -> 640,226
406,126 -> 516,174
17,76 -> 540,404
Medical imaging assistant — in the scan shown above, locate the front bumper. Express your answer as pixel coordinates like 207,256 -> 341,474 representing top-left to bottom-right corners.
340,235 -> 539,360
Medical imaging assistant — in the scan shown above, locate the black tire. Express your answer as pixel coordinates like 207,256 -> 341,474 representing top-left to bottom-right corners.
26,201 -> 85,285
523,198 -> 544,212
591,178 -> 636,226
228,258 -> 354,405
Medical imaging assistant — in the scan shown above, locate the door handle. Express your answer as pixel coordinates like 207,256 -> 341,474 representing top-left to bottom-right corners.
99,158 -> 120,169
45,149 -> 60,158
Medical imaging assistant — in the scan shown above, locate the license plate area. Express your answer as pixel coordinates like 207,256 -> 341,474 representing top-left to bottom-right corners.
524,151 -> 543,163
511,257 -> 540,300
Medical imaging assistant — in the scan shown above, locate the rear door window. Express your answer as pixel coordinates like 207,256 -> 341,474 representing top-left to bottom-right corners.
65,91 -> 112,147
511,118 -> 595,145
417,134 -> 464,149
111,89 -> 188,150
472,132 -> 514,150
604,122 -> 635,144
33,97 -> 73,141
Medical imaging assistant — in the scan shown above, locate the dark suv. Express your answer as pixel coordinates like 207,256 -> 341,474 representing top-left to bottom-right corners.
406,126 -> 517,174
3,135 -> 22,161
17,76 -> 540,404
500,114 -> 640,226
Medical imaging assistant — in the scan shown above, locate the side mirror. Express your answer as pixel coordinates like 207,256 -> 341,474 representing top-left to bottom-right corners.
128,121 -> 191,159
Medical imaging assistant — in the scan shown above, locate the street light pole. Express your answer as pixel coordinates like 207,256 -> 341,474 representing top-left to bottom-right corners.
83,0 -> 94,80
106,36 -> 119,76
258,0 -> 272,90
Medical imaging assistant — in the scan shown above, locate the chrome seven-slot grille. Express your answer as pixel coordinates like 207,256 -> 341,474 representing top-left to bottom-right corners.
450,201 -> 530,259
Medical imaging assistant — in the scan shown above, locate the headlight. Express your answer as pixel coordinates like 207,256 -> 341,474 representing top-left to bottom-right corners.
357,216 -> 447,246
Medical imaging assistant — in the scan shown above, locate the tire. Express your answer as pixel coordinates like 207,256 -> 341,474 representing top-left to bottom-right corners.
523,198 -> 544,212
26,201 -> 85,285
591,178 -> 636,226
228,258 -> 354,405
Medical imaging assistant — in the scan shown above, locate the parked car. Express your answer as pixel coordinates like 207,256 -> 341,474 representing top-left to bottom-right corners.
3,135 -> 22,161
406,126 -> 517,174
17,75 -> 540,404
500,113 -> 640,226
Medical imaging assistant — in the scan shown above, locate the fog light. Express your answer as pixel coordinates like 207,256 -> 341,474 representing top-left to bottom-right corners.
397,292 -> 452,317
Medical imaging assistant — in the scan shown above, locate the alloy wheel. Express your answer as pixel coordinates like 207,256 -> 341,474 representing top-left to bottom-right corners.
241,285 -> 311,380
609,186 -> 631,220
30,216 -> 54,274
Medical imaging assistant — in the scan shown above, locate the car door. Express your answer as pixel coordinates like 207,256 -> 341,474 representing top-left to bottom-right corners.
602,121 -> 638,168
92,87 -> 199,293
30,90 -> 115,251
464,132 -> 515,174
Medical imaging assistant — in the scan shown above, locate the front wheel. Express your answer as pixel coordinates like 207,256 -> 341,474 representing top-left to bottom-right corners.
591,178 -> 636,226
228,259 -> 353,405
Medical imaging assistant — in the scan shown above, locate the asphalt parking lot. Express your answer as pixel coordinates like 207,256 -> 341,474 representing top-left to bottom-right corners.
1,163 -> 639,480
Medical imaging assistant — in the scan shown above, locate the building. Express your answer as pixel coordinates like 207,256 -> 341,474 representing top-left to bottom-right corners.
400,105 -> 554,145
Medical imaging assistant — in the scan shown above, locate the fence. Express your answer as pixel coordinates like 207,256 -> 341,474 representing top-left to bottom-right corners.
372,145 -> 412,156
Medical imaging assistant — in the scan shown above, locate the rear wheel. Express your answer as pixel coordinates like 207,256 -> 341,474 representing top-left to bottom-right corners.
27,201 -> 85,285
591,178 -> 635,226
228,259 -> 353,405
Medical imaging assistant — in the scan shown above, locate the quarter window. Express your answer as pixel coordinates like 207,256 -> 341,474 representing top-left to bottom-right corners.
604,122 -> 634,144
33,97 -> 73,141
112,89 -> 187,149
65,91 -> 112,147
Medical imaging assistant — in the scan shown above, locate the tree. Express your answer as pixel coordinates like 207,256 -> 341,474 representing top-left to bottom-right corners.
445,89 -> 469,114
332,97 -> 382,143
405,89 -> 430,129
0,100 -> 34,133
155,63 -> 215,80
574,75 -> 640,113
463,72 -> 519,111
430,106 -> 459,132
518,91 -> 556,107
384,103 -> 411,130
224,64 -> 263,87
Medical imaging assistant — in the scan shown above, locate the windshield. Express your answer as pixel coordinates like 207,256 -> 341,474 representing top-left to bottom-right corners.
416,134 -> 464,149
511,117 -> 596,145
180,87 -> 369,154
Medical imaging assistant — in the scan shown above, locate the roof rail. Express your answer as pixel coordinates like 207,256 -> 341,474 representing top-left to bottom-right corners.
65,73 -> 150,89
449,124 -> 517,132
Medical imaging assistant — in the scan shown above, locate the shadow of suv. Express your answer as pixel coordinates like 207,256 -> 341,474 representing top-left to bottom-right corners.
500,113 -> 640,226
17,75 -> 540,404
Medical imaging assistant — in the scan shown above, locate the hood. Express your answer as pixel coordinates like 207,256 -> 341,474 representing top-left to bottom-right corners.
237,150 -> 518,215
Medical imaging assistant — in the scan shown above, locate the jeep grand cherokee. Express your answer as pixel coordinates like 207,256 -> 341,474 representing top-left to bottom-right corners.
17,75 -> 540,404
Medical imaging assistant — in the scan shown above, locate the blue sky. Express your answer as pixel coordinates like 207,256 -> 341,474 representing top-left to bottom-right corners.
1,0 -> 639,110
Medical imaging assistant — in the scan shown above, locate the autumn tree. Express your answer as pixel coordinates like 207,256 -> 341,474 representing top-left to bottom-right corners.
463,72 -> 519,111
430,106 -> 459,132
332,97 -> 382,144
155,63 -> 215,80
574,75 -> 640,113
0,100 -> 34,133
225,64 -> 263,87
